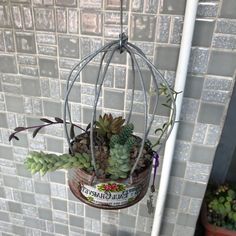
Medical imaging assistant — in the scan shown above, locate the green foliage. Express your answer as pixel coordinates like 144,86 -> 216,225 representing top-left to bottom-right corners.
106,144 -> 131,180
109,134 -> 120,148
119,123 -> 134,145
151,83 -> 180,148
25,151 -> 92,176
107,123 -> 137,179
110,123 -> 135,148
206,184 -> 236,231
95,114 -> 125,139
125,136 -> 136,152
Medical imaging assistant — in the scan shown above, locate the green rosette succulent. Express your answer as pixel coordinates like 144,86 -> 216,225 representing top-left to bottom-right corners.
106,144 -> 131,180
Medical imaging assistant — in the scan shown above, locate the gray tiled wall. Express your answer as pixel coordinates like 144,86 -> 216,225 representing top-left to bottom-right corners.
0,0 -> 235,236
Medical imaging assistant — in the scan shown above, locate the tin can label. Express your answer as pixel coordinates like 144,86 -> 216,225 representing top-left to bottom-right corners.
80,182 -> 142,206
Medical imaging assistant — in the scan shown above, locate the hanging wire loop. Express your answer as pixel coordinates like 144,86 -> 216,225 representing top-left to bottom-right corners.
119,32 -> 128,54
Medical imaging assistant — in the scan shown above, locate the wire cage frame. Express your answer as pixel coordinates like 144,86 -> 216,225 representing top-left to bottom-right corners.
64,33 -> 177,209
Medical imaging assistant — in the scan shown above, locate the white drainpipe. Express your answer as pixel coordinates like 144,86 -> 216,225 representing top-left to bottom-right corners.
151,0 -> 200,235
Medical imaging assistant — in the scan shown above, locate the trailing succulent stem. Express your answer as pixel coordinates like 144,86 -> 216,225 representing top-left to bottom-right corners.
25,151 -> 92,176
151,83 -> 181,148
9,117 -> 85,142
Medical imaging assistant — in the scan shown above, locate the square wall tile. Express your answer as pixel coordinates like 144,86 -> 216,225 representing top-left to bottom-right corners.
220,0 -> 236,19
165,194 -> 180,209
184,75 -> 204,99
102,223 -> 117,235
58,35 -> 79,58
0,55 -> 18,73
188,48 -> 209,74
82,64 -> 99,84
21,192 -> 36,205
198,102 -> 224,125
216,19 -> 236,35
5,95 -> 24,113
52,198 -> 67,212
119,213 -> 136,227
177,122 -> 194,141
0,113 -> 8,128
39,57 -> 58,78
85,206 -> 101,220
0,211 -> 10,222
81,11 -> 102,36
69,214 -> 84,228
171,161 -> 186,178
160,0 -> 187,15
8,201 -> 22,214
46,137 -> 64,153
34,8 -> 55,31
183,181 -> 206,198
128,69 -> 151,90
55,223 -> 68,235
192,21 -> 215,47
50,171 -> 65,184
190,144 -> 216,164
208,50 -> 236,77
38,207 -> 52,221
35,181 -> 51,195
154,46 -> 179,71
104,89 -> 124,110
160,222 -> 174,236
12,225 -> 26,236
21,78 -> 40,97
177,213 -> 197,227
130,14 -> 156,41
15,32 -> 36,54
43,100 -> 62,117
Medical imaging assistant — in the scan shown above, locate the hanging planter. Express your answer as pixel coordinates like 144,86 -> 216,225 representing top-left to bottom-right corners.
67,115 -> 154,209
9,2 -> 178,210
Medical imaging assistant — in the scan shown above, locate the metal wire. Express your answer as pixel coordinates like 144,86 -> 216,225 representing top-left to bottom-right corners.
63,10 -> 176,182
120,0 -> 123,36
64,40 -> 119,154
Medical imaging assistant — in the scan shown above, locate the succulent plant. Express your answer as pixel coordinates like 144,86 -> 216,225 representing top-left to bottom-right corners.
25,151 -> 92,176
10,113 -> 155,181
106,144 -> 131,180
206,184 -> 236,231
95,114 -> 125,139
110,123 -> 135,148
119,123 -> 134,145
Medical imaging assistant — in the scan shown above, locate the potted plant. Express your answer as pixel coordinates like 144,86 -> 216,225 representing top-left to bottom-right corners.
9,113 -> 159,209
201,184 -> 236,236
9,82 -> 178,209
